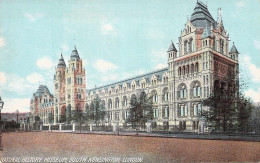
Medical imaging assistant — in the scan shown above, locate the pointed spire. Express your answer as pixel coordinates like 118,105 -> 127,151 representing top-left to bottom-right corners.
217,8 -> 223,25
57,50 -> 66,67
230,42 -> 239,54
167,41 -> 177,52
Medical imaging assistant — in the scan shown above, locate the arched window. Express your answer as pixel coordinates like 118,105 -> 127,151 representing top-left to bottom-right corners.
123,96 -> 127,106
151,90 -> 158,103
184,40 -> 188,54
178,84 -> 187,99
108,99 -> 112,109
195,62 -> 199,72
162,88 -> 169,102
178,67 -> 182,76
191,81 -> 201,98
115,97 -> 120,108
188,38 -> 193,53
131,94 -> 136,100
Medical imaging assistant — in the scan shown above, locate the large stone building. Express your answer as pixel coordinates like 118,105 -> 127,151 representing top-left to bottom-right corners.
53,46 -> 86,124
30,1 -> 239,132
30,85 -> 54,124
86,1 -> 239,132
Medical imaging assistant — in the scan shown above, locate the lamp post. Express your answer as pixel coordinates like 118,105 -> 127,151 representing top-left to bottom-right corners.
0,96 -> 4,150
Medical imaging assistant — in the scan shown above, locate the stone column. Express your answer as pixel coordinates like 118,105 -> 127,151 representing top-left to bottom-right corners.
90,123 -> 93,132
73,123 -> 76,132
59,124 -> 64,131
49,124 -> 51,131
40,124 -> 43,131
146,122 -> 151,133
112,123 -> 117,132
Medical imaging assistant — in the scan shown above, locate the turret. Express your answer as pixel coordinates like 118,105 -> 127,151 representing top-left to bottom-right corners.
229,42 -> 239,61
167,42 -> 178,59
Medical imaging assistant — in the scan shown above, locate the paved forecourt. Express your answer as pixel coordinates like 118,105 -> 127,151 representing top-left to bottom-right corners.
1,132 -> 260,162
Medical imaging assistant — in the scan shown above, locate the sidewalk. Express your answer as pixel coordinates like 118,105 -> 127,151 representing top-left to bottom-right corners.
43,130 -> 260,142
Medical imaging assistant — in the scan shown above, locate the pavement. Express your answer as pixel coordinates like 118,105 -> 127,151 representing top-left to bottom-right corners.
41,129 -> 260,142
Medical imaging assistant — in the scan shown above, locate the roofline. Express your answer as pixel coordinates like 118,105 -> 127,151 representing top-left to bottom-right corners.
87,68 -> 168,92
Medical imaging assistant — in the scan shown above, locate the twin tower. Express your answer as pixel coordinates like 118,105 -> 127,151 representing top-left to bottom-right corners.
53,46 -> 86,124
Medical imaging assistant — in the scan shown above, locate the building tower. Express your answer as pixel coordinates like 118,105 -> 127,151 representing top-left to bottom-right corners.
65,46 -> 86,115
54,53 -> 66,124
168,1 -> 239,132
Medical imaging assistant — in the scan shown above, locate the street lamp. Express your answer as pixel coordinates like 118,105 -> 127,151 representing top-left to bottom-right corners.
16,110 -> 19,124
0,96 -> 4,151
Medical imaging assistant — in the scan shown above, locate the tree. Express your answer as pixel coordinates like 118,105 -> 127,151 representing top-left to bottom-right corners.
85,95 -> 106,125
236,95 -> 254,133
71,109 -> 87,133
58,114 -> 66,123
201,71 -> 254,133
126,91 -> 153,131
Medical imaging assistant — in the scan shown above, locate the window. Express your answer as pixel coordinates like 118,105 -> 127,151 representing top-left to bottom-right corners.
153,108 -> 159,118
67,77 -> 71,85
181,105 -> 184,116
162,88 -> 169,102
185,105 -> 188,116
192,82 -> 201,98
123,97 -> 127,106
125,111 -> 129,119
178,84 -> 187,99
108,99 -> 112,109
115,98 -> 120,108
163,107 -> 169,118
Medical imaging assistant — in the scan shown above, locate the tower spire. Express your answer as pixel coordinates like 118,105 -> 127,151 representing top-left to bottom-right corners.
217,8 -> 223,25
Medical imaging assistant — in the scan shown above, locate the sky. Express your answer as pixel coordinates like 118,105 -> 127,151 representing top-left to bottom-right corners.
0,0 -> 260,113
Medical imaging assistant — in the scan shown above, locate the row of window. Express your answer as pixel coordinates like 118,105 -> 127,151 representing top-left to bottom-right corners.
178,103 -> 202,117
178,62 -> 199,76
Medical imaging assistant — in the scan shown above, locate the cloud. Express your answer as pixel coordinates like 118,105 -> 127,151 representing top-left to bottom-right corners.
245,88 -> 260,102
254,40 -> 260,50
0,37 -> 6,47
37,56 -> 55,70
236,0 -> 246,8
155,63 -> 167,70
25,13 -> 43,22
0,71 -> 6,85
26,72 -> 44,84
0,72 -> 41,96
93,59 -> 118,73
2,98 -> 31,113
101,23 -> 116,35
241,56 -> 260,83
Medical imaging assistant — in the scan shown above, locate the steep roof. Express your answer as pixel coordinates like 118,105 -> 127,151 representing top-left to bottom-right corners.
57,53 -> 66,68
230,42 -> 239,54
34,85 -> 51,97
167,42 -> 178,52
70,46 -> 80,60
190,1 -> 216,28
